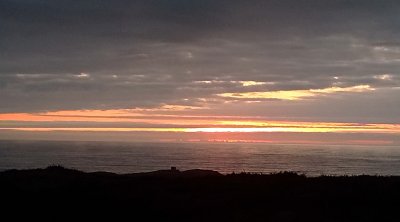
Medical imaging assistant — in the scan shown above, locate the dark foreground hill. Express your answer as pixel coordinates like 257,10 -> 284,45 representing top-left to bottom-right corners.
1,166 -> 400,221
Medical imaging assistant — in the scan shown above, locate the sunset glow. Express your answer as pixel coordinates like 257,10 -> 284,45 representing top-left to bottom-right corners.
1,1 -> 399,146
1,109 -> 399,136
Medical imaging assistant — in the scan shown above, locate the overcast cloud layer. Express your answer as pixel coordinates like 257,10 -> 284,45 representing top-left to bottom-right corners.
1,0 -> 400,122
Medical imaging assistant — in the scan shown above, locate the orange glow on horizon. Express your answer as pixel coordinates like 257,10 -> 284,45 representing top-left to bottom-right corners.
0,108 -> 399,135
0,125 -> 399,134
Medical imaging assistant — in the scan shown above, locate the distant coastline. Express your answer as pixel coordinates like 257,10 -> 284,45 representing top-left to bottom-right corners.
2,140 -> 400,176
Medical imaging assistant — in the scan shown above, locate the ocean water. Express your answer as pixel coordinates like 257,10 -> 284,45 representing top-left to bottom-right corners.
0,140 -> 400,176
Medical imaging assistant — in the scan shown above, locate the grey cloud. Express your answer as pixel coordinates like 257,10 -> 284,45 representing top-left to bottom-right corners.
0,0 -> 400,118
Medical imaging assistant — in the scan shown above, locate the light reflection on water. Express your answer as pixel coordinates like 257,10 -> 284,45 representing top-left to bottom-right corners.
0,140 -> 400,176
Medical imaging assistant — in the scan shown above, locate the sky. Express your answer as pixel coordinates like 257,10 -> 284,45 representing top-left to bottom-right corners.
0,0 -> 399,144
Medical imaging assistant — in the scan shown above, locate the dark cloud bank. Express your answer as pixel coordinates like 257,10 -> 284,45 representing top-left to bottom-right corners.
0,0 -> 399,122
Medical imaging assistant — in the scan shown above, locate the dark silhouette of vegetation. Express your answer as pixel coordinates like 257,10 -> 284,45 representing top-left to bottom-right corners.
1,166 -> 399,221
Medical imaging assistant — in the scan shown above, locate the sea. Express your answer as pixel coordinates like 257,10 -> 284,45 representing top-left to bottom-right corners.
1,140 -> 400,176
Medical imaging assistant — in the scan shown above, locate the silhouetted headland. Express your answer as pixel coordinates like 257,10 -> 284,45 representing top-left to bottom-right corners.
1,165 -> 400,221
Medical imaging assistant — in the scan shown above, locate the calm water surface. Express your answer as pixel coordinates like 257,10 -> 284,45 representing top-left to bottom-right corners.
1,140 -> 400,176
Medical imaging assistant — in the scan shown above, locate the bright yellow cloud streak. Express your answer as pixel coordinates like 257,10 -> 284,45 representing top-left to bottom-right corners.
239,81 -> 268,86
309,85 -> 374,93
218,85 -> 375,100
219,91 -> 313,100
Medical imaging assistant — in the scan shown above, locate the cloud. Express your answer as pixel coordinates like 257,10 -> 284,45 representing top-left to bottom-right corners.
218,85 -> 375,101
0,0 -> 399,123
